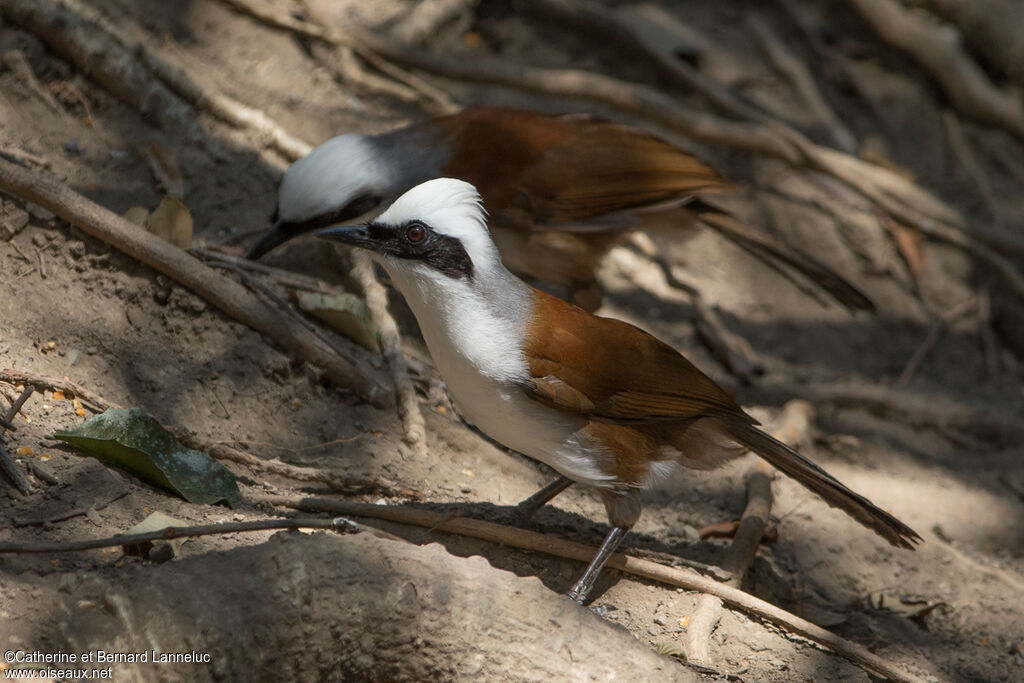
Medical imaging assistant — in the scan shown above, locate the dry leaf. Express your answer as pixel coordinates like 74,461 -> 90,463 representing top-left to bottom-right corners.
295,291 -> 381,353
147,195 -> 193,249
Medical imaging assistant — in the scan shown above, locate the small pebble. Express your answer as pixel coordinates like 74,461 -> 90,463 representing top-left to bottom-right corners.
31,232 -> 47,247
653,615 -> 667,626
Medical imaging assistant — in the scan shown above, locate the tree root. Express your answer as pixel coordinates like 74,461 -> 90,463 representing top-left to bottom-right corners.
846,0 -> 1024,141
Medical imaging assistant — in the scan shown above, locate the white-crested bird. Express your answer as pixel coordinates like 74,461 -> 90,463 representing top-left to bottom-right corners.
252,107 -> 873,312
316,178 -> 919,604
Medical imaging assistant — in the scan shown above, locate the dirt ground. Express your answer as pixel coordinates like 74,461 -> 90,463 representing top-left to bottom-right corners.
1,1 -> 1023,681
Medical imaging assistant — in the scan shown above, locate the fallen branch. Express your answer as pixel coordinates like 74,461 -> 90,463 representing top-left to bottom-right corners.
0,370 -> 110,411
846,0 -> 1024,140
686,400 -> 810,664
0,517 -> 359,554
0,159 -> 393,406
259,493 -> 923,683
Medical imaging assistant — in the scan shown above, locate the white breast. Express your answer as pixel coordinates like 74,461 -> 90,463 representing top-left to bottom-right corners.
389,266 -> 615,487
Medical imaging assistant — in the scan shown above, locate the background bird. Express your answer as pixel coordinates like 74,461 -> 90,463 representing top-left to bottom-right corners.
317,178 -> 919,604
251,107 -> 873,312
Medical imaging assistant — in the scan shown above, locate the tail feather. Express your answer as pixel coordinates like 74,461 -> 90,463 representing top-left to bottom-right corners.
719,419 -> 921,549
695,210 -> 876,313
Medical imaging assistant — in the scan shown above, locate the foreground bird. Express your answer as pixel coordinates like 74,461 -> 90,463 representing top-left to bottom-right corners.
253,107 -> 872,312
317,178 -> 919,604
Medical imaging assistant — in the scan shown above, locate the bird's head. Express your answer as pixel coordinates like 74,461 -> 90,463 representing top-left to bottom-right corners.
247,133 -> 391,259
316,178 -> 502,286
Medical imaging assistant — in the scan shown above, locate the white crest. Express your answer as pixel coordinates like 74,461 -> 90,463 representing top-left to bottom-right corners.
377,178 -> 500,271
278,134 -> 391,222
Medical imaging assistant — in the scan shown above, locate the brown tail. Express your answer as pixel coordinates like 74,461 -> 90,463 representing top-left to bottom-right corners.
695,209 -> 876,313
718,418 -> 920,549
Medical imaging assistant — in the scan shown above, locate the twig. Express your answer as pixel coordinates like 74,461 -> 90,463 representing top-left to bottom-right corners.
0,385 -> 35,495
0,158 -> 392,406
941,111 -> 1000,222
976,291 -> 1000,378
258,493 -> 924,683
187,439 -> 423,500
0,443 -> 31,496
746,15 -> 856,153
24,459 -> 58,486
13,490 -> 127,526
1,50 -> 69,119
2,385 -> 35,431
189,247 -> 333,293
897,296 -> 977,386
846,0 -> 1024,140
686,400 -> 811,664
205,260 -> 364,369
35,246 -> 47,279
351,252 -> 428,458
0,517 -> 360,554
0,370 -> 108,411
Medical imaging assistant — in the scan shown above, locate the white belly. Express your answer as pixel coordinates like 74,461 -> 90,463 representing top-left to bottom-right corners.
432,338 -> 614,488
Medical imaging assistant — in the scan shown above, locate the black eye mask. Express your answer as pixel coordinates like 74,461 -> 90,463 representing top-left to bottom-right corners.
366,220 -> 474,279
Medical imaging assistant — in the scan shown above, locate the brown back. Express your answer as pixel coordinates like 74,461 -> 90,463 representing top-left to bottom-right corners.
434,108 -> 735,227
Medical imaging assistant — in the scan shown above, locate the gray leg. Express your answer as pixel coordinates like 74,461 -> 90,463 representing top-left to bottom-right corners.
567,525 -> 629,604
567,488 -> 643,604
512,475 -> 574,525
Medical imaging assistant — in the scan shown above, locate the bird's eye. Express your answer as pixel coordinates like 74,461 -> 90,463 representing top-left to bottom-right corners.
405,222 -> 426,244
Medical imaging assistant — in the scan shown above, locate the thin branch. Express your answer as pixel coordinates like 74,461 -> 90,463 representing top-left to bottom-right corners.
258,493 -> 925,683
0,158 -> 393,406
351,252 -> 428,458
0,517 -> 358,554
746,15 -> 856,153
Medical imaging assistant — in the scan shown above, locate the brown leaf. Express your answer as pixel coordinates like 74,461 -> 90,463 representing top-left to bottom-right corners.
697,520 -> 740,539
884,216 -> 926,277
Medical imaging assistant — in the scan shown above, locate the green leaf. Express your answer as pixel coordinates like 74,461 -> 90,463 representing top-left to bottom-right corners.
53,408 -> 241,507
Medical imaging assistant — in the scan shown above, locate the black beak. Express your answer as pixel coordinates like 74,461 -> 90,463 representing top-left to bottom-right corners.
315,224 -> 376,250
246,219 -> 295,260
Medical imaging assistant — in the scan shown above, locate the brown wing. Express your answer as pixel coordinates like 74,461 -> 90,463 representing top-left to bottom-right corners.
522,287 -> 755,425
435,108 -> 736,228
